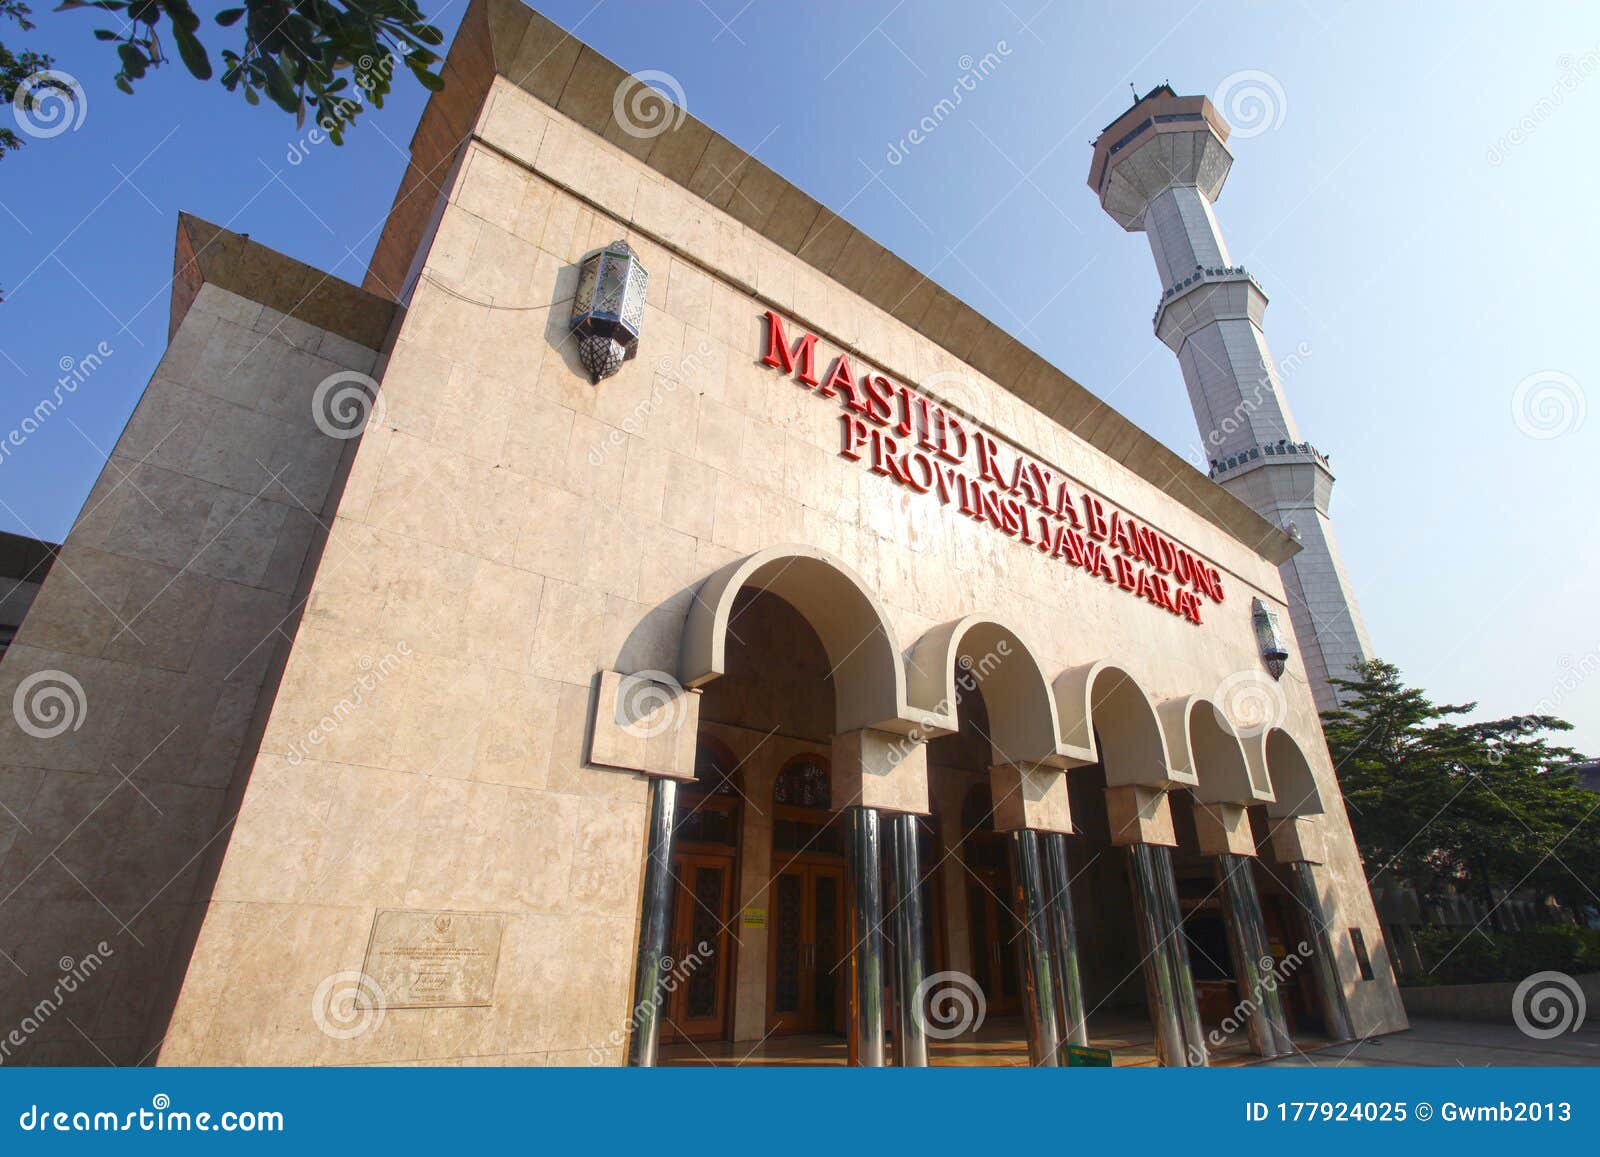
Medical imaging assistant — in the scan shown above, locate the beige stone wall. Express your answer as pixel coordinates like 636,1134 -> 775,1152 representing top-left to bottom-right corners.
0,282 -> 386,1064
151,71 -> 1403,1061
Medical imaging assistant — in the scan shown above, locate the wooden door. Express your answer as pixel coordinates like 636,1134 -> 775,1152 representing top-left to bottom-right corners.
966,867 -> 1023,1016
1261,892 -> 1315,1037
768,863 -> 847,1034
661,853 -> 735,1043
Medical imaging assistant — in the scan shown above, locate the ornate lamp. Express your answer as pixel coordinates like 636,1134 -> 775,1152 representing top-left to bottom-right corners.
1251,597 -> 1290,680
571,240 -> 649,383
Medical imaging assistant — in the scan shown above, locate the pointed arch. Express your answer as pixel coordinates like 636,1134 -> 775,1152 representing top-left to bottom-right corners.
1054,660 -> 1182,787
1160,695 -> 1273,805
905,615 -> 1080,766
679,544 -> 931,735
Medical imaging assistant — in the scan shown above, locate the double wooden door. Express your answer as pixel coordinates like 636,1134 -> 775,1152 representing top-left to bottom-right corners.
661,852 -> 736,1043
965,864 -> 1023,1016
768,862 -> 846,1034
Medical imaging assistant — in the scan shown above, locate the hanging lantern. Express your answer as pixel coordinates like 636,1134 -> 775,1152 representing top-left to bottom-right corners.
571,240 -> 649,383
1252,597 -> 1290,680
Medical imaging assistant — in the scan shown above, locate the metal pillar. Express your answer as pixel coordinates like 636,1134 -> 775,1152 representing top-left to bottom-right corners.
1127,843 -> 1188,1066
1152,844 -> 1209,1066
1042,832 -> 1089,1048
1288,860 -> 1353,1042
626,776 -> 679,1067
1216,853 -> 1289,1057
850,806 -> 887,1066
1008,830 -> 1062,1066
892,812 -> 929,1066
884,818 -> 906,1063
1234,856 -> 1295,1056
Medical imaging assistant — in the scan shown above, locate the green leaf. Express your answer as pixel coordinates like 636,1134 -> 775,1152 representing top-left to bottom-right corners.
408,61 -> 443,92
215,7 -> 244,26
117,42 -> 147,80
171,19 -> 212,80
165,0 -> 201,32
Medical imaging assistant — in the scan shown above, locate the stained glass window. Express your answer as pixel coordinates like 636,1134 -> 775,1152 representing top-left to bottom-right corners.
774,759 -> 830,808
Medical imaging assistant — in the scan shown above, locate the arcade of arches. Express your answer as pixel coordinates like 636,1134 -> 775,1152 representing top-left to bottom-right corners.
619,555 -> 1358,1068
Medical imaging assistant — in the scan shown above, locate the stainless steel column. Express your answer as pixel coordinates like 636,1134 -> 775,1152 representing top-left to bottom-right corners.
1152,844 -> 1209,1066
1127,843 -> 1187,1067
892,812 -> 929,1066
1008,830 -> 1062,1065
1235,857 -> 1295,1056
626,776 -> 679,1067
1216,853 -> 1287,1058
1288,860 -> 1354,1042
884,818 -> 906,1063
850,806 -> 887,1066
1043,832 -> 1089,1048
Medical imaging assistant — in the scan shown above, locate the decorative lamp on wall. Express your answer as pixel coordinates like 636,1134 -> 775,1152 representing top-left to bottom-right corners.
1252,597 -> 1290,680
571,240 -> 649,384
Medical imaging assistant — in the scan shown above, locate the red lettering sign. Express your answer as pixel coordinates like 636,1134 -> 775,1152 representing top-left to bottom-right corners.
758,312 -> 1226,625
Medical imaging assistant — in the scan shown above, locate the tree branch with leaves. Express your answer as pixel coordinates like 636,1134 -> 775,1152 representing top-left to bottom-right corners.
1323,659 -> 1599,923
0,0 -> 445,160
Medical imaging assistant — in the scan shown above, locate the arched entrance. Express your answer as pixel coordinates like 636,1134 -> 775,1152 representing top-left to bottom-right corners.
660,737 -> 743,1045
767,754 -> 847,1036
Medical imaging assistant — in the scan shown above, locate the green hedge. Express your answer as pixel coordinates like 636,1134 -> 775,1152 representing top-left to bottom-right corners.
1407,925 -> 1600,986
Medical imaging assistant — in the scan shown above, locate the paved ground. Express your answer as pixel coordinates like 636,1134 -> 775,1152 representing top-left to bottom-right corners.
1264,1017 -> 1600,1067
662,1015 -> 1600,1067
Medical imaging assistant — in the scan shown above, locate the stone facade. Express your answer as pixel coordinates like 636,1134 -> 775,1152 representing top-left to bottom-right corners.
0,1 -> 1405,1065
0,220 -> 395,1063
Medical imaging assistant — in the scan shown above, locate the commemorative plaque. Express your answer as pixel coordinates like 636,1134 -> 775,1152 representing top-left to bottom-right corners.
361,909 -> 505,1009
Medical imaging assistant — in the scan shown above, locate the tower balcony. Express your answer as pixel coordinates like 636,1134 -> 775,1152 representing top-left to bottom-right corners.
1208,439 -> 1332,482
1153,266 -> 1270,353
1087,86 -> 1234,230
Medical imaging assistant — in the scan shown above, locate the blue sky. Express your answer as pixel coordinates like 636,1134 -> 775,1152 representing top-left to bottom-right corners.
2,1 -> 1597,752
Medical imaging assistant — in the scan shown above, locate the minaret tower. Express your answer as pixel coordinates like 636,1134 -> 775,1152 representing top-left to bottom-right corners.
1087,85 -> 1372,713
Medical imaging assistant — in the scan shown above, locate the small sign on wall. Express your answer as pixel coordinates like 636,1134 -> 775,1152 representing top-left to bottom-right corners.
361,909 -> 505,1009
741,907 -> 767,928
